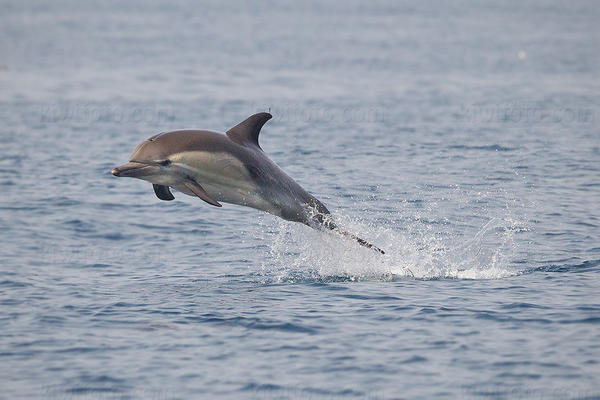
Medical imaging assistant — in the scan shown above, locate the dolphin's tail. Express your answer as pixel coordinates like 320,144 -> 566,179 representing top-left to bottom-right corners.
309,212 -> 385,254
304,200 -> 385,255
335,229 -> 386,255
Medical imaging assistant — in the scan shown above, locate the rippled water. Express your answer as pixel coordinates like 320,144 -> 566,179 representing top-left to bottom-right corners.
1,1 -> 599,399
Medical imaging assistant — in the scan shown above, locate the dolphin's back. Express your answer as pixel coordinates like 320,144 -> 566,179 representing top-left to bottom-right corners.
131,130 -> 239,161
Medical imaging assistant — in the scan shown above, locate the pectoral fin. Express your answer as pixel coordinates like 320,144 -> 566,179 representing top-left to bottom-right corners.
153,184 -> 175,201
184,179 -> 222,207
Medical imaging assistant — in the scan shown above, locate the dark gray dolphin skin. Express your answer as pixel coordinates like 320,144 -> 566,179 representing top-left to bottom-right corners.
112,113 -> 384,254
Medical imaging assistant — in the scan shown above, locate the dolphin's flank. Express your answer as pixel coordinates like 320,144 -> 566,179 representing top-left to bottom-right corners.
112,113 -> 384,254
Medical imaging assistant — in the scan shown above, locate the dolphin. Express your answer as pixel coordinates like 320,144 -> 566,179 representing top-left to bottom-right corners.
111,112 -> 384,254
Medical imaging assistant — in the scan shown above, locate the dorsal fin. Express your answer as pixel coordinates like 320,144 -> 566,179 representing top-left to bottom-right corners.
226,112 -> 272,149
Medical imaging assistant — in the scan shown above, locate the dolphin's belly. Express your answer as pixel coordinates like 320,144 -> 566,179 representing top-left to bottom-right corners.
171,151 -> 278,214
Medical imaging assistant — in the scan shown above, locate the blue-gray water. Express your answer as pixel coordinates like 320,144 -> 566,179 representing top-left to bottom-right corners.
1,1 -> 599,399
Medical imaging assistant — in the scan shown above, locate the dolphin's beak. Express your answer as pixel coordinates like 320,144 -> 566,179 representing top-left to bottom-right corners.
111,162 -> 153,177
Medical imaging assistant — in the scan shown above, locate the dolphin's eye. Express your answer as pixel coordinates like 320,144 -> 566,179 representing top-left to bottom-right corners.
158,159 -> 171,166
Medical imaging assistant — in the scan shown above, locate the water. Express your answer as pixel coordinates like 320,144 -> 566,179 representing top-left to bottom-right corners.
1,0 -> 599,398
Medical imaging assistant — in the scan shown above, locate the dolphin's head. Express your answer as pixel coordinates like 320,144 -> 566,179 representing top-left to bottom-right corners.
111,133 -> 172,180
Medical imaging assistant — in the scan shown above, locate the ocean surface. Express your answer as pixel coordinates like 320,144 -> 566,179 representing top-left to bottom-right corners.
1,1 -> 599,399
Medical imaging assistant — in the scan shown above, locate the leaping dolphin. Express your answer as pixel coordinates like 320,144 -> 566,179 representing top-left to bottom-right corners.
111,112 -> 384,254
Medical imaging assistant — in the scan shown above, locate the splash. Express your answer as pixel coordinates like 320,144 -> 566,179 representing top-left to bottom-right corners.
257,208 -> 528,283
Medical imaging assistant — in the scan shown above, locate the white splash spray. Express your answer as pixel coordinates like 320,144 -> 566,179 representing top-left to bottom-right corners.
256,194 -> 529,282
